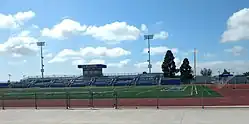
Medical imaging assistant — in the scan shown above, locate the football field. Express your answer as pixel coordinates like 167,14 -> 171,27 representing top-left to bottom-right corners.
0,85 -> 222,100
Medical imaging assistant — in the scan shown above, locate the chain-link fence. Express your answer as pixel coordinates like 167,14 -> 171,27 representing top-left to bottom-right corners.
1,84 -> 249,109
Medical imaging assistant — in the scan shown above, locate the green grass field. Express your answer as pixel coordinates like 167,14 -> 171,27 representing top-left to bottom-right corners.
0,85 -> 222,100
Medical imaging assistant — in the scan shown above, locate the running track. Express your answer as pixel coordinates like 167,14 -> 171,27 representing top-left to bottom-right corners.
1,84 -> 249,108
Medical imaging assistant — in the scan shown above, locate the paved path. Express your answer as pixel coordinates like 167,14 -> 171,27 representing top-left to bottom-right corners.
0,108 -> 248,124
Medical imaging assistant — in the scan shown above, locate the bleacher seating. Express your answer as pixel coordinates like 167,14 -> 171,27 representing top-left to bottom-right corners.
10,82 -> 29,88
160,78 -> 181,85
70,77 -> 92,87
114,75 -> 136,86
136,74 -> 158,86
227,76 -> 249,84
50,79 -> 68,87
4,73 -> 236,88
92,76 -> 113,86
0,83 -> 10,88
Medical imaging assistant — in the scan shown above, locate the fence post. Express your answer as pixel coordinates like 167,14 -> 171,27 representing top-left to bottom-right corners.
90,91 -> 94,108
2,94 -> 4,110
201,85 -> 204,109
114,91 -> 118,109
68,92 -> 71,108
66,92 -> 69,109
156,94 -> 159,109
34,92 -> 37,109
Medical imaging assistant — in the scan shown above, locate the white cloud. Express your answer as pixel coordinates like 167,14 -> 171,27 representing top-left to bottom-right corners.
154,31 -> 168,40
18,30 -> 31,37
224,46 -> 245,56
88,59 -> 105,64
72,59 -> 105,66
41,20 -> 170,43
44,53 -> 53,58
155,21 -> 163,25
84,22 -> 140,43
140,24 -> 148,33
49,47 -> 131,63
143,46 -> 178,55
8,60 -> 27,65
108,59 -> 130,68
221,8 -> 249,42
14,11 -> 35,23
42,20 -> 140,43
0,11 -> 35,29
135,58 -> 181,69
0,33 -> 39,57
134,61 -> 163,72
203,53 -> 215,58
72,59 -> 85,65
196,60 -> 249,75
32,24 -> 39,29
41,19 -> 87,39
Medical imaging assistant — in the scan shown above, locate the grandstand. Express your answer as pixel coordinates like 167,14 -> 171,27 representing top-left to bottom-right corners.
0,64 -> 248,89
0,64 -> 182,88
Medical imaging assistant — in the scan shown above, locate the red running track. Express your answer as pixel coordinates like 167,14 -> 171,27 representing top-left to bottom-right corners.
1,97 -> 249,108
1,84 -> 249,108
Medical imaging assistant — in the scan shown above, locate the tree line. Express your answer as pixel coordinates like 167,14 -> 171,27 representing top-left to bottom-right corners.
160,50 -> 249,83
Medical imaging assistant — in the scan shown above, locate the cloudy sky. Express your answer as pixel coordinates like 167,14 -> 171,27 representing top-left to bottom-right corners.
0,0 -> 249,81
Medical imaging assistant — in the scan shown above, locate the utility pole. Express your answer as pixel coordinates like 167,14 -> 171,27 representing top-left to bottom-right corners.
144,34 -> 154,73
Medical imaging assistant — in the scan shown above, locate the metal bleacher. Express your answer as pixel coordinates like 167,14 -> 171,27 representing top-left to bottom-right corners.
70,77 -> 92,87
0,73 -> 190,88
136,74 -> 159,86
92,76 -> 114,86
0,83 -> 10,88
113,75 -> 137,86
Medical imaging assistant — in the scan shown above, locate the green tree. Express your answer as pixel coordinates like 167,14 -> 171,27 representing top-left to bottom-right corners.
243,72 -> 249,76
161,50 -> 177,77
180,58 -> 194,84
222,69 -> 230,75
200,68 -> 212,76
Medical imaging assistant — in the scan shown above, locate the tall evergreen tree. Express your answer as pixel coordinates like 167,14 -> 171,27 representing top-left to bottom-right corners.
243,72 -> 249,76
200,68 -> 212,76
180,58 -> 194,84
222,69 -> 230,75
161,50 -> 177,77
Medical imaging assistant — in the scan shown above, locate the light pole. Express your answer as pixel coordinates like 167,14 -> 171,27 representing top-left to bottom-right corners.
37,42 -> 45,79
194,48 -> 197,82
8,74 -> 11,82
144,34 -> 154,73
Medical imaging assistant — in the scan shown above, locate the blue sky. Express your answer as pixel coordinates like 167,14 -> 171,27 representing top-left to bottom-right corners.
0,0 -> 249,81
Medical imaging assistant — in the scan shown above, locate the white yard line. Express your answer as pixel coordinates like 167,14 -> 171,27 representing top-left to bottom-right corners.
190,85 -> 193,96
182,85 -> 188,91
194,85 -> 198,95
203,87 -> 211,95
135,89 -> 153,95
135,87 -> 160,96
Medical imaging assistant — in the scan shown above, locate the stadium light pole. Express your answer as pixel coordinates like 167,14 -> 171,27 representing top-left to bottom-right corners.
144,34 -> 154,73
8,74 -> 11,82
37,41 -> 45,79
194,48 -> 197,82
